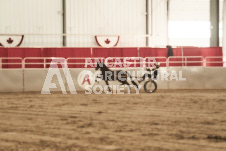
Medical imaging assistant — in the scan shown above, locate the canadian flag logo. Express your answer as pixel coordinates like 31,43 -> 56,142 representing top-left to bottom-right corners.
95,35 -> 119,48
0,35 -> 24,47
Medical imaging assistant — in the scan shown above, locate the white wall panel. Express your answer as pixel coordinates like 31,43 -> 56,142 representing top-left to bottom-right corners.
66,0 -> 146,47
0,0 -> 224,47
149,0 -> 168,47
0,0 -> 62,47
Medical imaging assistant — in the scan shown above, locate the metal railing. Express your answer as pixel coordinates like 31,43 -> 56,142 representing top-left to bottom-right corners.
205,56 -> 224,67
24,57 -> 66,69
104,57 -> 145,68
168,56 -> 205,67
145,57 -> 168,67
66,57 -> 105,68
0,57 -> 23,68
0,56 -> 225,69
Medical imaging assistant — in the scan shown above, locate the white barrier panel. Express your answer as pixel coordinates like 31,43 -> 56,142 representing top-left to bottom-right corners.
24,69 -> 67,92
1,67 -> 226,93
155,67 -> 169,89
168,67 -> 205,89
204,67 -> 226,89
68,68 -> 136,91
0,70 -> 23,92
68,68 -> 168,91
126,67 -> 169,89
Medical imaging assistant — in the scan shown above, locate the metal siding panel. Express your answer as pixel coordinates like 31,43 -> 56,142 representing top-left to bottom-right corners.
0,0 -> 62,47
0,0 -> 146,47
150,0 -> 168,47
67,0 -> 146,47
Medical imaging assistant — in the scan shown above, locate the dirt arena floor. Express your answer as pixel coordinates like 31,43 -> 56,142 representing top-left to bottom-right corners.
0,90 -> 226,151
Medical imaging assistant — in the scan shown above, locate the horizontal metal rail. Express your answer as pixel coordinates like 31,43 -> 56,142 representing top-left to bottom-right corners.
0,56 -> 225,69
0,57 -> 23,69
24,57 -> 66,69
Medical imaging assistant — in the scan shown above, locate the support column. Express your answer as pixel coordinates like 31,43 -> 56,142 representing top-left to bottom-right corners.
146,0 -> 150,46
210,0 -> 219,47
62,0 -> 66,46
223,0 -> 226,55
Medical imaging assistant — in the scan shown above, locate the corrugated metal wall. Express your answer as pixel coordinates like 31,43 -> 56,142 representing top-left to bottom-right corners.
150,0 -> 168,47
66,0 -> 146,47
0,0 -> 147,47
0,0 -> 62,47
0,0 -> 223,47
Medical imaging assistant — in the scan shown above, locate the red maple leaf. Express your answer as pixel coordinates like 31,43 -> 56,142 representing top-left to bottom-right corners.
105,38 -> 110,44
7,37 -> 13,44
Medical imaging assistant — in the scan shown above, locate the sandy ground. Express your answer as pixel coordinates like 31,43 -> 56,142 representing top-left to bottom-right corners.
0,90 -> 226,151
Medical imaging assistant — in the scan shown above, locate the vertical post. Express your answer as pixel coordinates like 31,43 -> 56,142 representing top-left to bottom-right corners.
210,0 -> 219,46
62,0 -> 66,46
167,0 -> 170,45
181,47 -> 184,66
203,57 -> 206,67
22,58 -> 25,69
44,59 -> 46,69
0,58 -> 2,69
150,0 -> 153,46
146,0 -> 149,46
91,48 -> 93,57
223,0 -> 226,56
